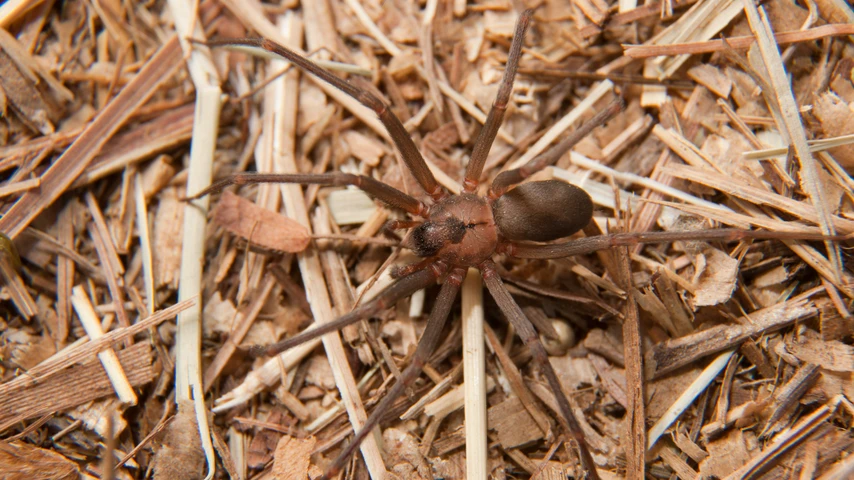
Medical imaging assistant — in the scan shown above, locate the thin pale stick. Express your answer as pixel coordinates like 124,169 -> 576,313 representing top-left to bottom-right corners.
504,228 -> 851,260
461,268 -> 487,478
203,37 -> 446,201
481,261 -> 600,480
186,172 -> 428,217
321,267 -> 466,479
490,98 -> 624,198
463,10 -> 531,192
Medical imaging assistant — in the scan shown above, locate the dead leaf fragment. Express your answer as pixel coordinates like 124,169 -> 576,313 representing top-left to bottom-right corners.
692,247 -> 739,307
813,92 -> 854,169
213,190 -> 310,252
272,435 -> 317,480
151,399 -> 205,480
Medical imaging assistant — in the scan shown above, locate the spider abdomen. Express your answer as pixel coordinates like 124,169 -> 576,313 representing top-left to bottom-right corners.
492,180 -> 593,242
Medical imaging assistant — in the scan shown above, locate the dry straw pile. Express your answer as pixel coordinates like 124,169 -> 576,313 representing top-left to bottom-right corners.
0,0 -> 853,479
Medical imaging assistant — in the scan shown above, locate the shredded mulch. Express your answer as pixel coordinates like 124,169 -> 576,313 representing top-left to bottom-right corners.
1,0 -> 853,479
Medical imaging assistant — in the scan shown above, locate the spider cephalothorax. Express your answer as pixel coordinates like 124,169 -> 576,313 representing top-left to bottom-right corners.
404,194 -> 497,264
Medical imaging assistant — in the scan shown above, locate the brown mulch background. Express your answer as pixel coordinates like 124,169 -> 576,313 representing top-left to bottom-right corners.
1,0 -> 854,479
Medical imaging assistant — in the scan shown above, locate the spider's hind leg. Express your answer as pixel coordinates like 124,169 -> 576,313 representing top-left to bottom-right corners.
480,259 -> 602,480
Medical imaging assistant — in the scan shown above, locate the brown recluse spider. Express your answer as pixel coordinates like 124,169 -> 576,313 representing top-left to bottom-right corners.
188,10 -> 847,479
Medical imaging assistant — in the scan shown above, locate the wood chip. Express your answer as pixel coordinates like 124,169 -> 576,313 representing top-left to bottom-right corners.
272,435 -> 317,480
0,441 -> 79,480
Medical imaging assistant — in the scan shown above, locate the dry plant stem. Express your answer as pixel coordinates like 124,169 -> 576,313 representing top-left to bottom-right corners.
463,10 -> 530,192
663,164 -> 854,233
322,267 -> 465,479
169,0 -> 222,477
70,286 -> 137,405
461,268 -> 487,479
647,349 -> 736,448
481,261 -> 600,480
740,0 -> 841,278
132,175 -> 155,314
0,254 -> 36,319
616,246 -> 644,480
268,13 -> 384,478
623,23 -> 854,58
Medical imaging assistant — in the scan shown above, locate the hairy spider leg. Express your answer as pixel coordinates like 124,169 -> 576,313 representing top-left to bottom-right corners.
257,263 -> 446,357
204,37 -> 447,202
185,172 -> 429,218
490,98 -> 624,199
321,267 -> 467,480
463,9 -> 532,193
481,260 -> 601,479
503,228 -> 853,259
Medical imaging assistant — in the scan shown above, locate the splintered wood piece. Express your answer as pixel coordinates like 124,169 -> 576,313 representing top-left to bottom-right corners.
0,441 -> 79,480
0,36 -> 183,239
645,296 -> 818,378
487,396 -> 545,449
212,190 -> 311,253
786,334 -> 854,372
272,435 -> 317,479
0,342 -> 156,431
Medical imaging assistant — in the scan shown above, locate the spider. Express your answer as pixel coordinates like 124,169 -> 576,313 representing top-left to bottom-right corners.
189,9 -> 845,480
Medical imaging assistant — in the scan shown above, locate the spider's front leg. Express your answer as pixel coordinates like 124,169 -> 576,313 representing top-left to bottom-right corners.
184,171 -> 429,217
480,260 -> 601,480
201,36 -> 447,202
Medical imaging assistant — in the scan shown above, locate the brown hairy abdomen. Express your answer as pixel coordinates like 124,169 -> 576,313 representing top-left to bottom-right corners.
493,180 -> 593,242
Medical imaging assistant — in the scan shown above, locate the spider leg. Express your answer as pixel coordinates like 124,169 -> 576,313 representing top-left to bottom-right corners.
321,267 -> 467,480
258,264 -> 445,357
503,228 -> 851,259
463,9 -> 532,193
480,260 -> 600,480
185,172 -> 429,217
490,98 -> 623,198
204,37 -> 447,202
